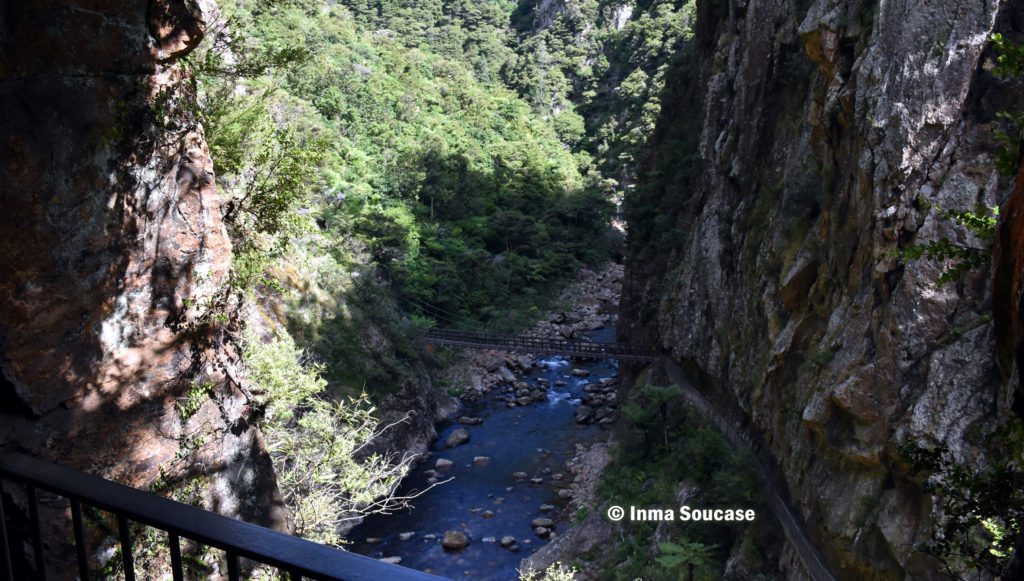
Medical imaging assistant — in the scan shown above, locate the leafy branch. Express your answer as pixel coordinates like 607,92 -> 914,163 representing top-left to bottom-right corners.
898,440 -> 1024,579
896,207 -> 998,283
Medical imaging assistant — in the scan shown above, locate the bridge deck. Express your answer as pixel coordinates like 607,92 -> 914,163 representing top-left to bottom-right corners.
424,328 -> 658,362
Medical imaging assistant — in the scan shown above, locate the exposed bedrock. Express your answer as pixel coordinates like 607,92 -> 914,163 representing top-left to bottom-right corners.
0,0 -> 287,557
621,0 -> 1024,578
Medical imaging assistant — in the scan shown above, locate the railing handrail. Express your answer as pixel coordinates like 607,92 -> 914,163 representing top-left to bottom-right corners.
0,452 -> 448,581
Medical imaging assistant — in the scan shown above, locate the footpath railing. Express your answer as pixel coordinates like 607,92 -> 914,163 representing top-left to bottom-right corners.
425,328 -> 660,362
0,452 -> 447,581
660,359 -> 836,581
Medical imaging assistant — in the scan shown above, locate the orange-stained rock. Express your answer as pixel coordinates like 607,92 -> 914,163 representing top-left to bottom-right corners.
0,2 -> 287,575
993,154 -> 1024,418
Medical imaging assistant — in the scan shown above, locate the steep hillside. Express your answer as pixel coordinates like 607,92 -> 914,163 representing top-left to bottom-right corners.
621,0 -> 1023,578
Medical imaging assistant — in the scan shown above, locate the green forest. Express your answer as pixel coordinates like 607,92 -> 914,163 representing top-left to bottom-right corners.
195,0 -> 691,331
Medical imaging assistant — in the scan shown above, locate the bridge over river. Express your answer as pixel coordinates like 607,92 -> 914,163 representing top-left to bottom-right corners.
424,328 -> 660,362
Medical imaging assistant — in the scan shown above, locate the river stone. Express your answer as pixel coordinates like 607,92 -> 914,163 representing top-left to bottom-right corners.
530,477 -> 544,485
442,530 -> 470,550
554,380 -> 566,387
513,471 -> 528,479
575,406 -> 594,424
539,504 -> 555,512
366,537 -> 382,544
473,456 -> 491,464
458,416 -> 483,425
500,536 -> 516,548
482,510 -> 495,518
379,556 -> 402,564
516,396 -> 533,406
398,531 -> 415,541
423,469 -> 437,478
498,366 -> 516,383
531,518 -> 554,528
424,534 -> 437,540
445,429 -> 470,448
571,368 -> 589,377
534,527 -> 550,537
558,489 -> 572,499
483,536 -> 496,543
435,458 -> 454,469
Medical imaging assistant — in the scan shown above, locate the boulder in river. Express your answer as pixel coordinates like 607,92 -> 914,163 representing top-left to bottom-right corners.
498,366 -> 516,383
473,456 -> 491,465
575,406 -> 595,424
571,368 -> 589,377
379,556 -> 402,564
534,527 -> 550,538
435,458 -> 454,469
445,429 -> 470,448
500,536 -> 517,548
458,416 -> 483,425
442,530 -> 470,550
512,471 -> 528,480
531,517 -> 554,528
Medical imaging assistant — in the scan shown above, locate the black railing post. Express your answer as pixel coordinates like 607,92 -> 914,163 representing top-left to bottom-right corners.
168,532 -> 183,581
0,480 -> 13,581
227,551 -> 240,581
26,485 -> 45,581
69,498 -> 90,581
117,514 -> 135,581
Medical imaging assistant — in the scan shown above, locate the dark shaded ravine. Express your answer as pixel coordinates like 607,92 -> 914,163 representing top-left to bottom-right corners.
350,328 -> 618,580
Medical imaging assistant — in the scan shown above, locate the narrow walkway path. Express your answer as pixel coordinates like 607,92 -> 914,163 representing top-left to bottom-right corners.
660,359 -> 836,581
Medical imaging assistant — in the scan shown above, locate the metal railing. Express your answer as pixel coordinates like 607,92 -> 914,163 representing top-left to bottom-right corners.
660,359 -> 836,581
425,328 -> 660,362
0,452 -> 448,581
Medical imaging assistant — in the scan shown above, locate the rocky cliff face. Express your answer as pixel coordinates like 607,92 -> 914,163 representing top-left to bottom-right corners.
621,0 -> 1023,578
0,0 -> 285,558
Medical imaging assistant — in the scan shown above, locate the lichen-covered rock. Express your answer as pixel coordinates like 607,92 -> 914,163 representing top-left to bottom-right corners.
0,1 -> 287,573
620,0 -> 1019,577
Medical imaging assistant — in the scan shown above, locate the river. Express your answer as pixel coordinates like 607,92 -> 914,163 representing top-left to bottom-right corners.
349,327 -> 618,580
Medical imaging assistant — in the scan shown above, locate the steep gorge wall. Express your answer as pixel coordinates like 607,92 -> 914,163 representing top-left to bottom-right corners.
621,0 -> 1023,578
0,0 -> 286,560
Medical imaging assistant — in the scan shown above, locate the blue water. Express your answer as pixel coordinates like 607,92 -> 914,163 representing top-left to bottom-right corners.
350,329 -> 618,580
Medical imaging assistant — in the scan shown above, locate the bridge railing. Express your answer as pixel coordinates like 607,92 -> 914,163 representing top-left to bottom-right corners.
425,328 -> 659,362
0,452 -> 447,581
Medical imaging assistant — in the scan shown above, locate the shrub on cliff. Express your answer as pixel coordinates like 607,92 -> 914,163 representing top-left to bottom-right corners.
243,329 -> 418,545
